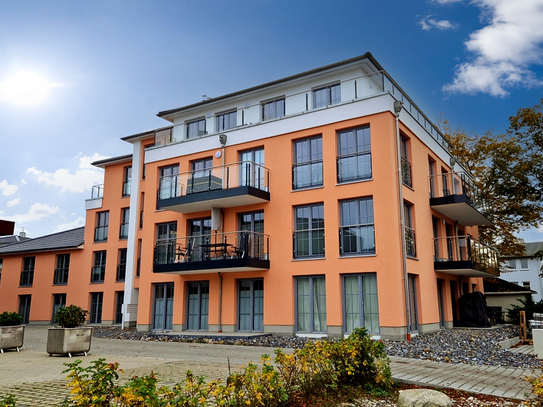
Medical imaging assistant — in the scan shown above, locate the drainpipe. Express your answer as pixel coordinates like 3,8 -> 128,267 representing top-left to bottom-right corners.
218,272 -> 223,332
394,100 -> 411,339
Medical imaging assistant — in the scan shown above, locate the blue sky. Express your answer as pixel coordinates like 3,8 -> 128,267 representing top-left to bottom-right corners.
1,0 -> 542,242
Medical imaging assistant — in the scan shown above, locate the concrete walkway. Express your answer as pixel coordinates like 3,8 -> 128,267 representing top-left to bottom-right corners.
0,326 -> 538,405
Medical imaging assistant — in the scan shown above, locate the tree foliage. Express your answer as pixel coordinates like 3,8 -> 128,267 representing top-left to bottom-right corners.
442,99 -> 543,256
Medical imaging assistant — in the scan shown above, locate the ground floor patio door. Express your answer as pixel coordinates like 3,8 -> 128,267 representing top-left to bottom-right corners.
153,283 -> 174,330
238,278 -> 263,332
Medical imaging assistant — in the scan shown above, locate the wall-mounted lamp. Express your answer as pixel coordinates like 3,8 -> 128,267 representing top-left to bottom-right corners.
218,134 -> 227,146
450,156 -> 456,168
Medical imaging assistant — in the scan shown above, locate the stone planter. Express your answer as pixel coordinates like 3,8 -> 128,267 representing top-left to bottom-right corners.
0,325 -> 25,353
47,327 -> 93,357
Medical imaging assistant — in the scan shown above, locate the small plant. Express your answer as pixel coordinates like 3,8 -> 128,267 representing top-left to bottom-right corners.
0,312 -> 23,326
526,373 -> 543,406
54,305 -> 88,328
0,394 -> 17,407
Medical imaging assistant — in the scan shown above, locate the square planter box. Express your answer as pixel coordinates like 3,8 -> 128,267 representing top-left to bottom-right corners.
47,327 -> 93,357
0,325 -> 25,353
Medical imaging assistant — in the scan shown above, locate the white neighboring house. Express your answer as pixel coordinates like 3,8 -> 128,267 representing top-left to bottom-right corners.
500,242 -> 543,302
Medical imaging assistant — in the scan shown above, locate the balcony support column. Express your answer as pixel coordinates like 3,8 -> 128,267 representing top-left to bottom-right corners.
218,272 -> 223,333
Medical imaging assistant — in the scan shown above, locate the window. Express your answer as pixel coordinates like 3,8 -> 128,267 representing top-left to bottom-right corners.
52,293 -> 66,322
20,257 -> 35,286
186,281 -> 209,331
123,166 -> 132,197
187,158 -> 216,193
137,239 -> 142,277
521,259 -> 529,269
115,291 -> 124,324
239,211 -> 265,259
240,148 -> 265,189
293,136 -> 323,189
90,292 -> 103,324
153,283 -> 174,330
337,126 -> 371,182
428,158 -> 436,198
189,218 -> 211,261
117,248 -> 127,281
507,259 -> 517,269
294,204 -> 324,258
139,192 -> 145,228
313,83 -> 340,108
296,276 -> 326,333
54,254 -> 70,285
217,110 -> 237,131
401,136 -> 412,187
120,208 -> 130,239
191,158 -> 213,178
339,197 -> 375,255
18,295 -> 31,324
238,279 -> 264,332
404,202 -> 416,257
343,274 -> 379,334
94,211 -> 109,242
158,165 -> 180,200
262,98 -> 285,121
408,275 -> 419,332
187,118 -> 206,139
91,251 -> 107,283
523,281 -> 531,289
155,222 -> 177,264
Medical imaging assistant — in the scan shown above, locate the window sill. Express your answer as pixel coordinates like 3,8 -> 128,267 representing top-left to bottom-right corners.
336,178 -> 373,186
292,185 -> 324,193
292,257 -> 326,262
407,255 -> 419,261
339,253 -> 376,259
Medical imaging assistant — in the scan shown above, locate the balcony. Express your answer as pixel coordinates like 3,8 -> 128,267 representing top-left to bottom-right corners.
157,161 -> 270,213
433,235 -> 499,277
153,230 -> 270,274
429,172 -> 491,226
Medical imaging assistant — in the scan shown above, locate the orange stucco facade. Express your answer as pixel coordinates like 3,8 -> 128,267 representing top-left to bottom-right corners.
0,54 -> 497,340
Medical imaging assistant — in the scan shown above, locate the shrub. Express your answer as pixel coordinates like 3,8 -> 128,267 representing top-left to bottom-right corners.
54,305 -> 88,328
0,312 -> 23,326
526,372 -> 543,406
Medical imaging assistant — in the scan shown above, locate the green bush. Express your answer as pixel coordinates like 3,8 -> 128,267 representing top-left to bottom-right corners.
0,312 -> 23,326
54,305 -> 88,328
506,295 -> 543,325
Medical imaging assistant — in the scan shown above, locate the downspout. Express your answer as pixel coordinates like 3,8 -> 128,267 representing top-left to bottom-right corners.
218,272 -> 223,332
394,100 -> 411,340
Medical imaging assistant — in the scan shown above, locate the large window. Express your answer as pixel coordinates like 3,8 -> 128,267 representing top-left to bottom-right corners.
187,118 -> 206,139
294,204 -> 324,258
91,251 -> 107,283
186,281 -> 209,331
155,222 -> 177,264
401,136 -> 412,187
404,202 -> 416,257
51,293 -> 66,322
123,166 -> 132,197
115,291 -> 124,324
18,295 -> 31,324
343,274 -> 379,334
189,218 -> 211,261
313,83 -> 340,108
20,256 -> 35,286
238,279 -> 264,332
293,136 -> 323,189
153,283 -> 174,330
262,98 -> 285,121
296,276 -> 326,333
117,248 -> 127,281
337,126 -> 371,182
240,148 -> 265,189
90,292 -> 103,324
158,165 -> 180,200
94,211 -> 109,242
239,211 -> 264,258
339,197 -> 375,255
54,254 -> 70,285
217,110 -> 237,132
120,208 -> 130,239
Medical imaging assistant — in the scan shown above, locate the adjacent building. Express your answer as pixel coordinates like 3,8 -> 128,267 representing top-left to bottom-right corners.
0,53 -> 499,340
500,242 -> 543,302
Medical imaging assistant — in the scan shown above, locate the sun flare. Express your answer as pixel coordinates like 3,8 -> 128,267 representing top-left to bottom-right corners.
0,71 -> 55,105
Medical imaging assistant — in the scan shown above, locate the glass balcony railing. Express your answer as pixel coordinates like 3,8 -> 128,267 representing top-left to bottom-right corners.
157,161 -> 269,200
433,235 -> 499,276
154,230 -> 269,269
91,184 -> 104,199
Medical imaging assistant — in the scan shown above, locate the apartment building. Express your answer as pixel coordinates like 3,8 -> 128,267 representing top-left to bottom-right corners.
0,53 -> 499,340
500,242 -> 543,302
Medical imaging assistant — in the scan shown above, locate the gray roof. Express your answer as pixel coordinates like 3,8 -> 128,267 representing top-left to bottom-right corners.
0,227 -> 84,255
0,235 -> 31,247
525,241 -> 543,257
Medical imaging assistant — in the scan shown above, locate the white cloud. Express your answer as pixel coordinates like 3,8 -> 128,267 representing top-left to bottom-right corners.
419,15 -> 458,31
431,0 -> 463,3
443,0 -> 543,96
0,180 -> 18,196
3,203 -> 60,224
7,198 -> 19,207
53,216 -> 85,233
26,153 -> 108,193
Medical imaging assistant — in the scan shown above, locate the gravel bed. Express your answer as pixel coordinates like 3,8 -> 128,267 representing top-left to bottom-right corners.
93,325 -> 540,369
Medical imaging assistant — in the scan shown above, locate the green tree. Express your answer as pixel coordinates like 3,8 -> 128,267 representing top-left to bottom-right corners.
442,99 -> 543,257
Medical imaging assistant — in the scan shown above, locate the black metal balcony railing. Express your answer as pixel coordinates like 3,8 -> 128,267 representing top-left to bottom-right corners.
433,235 -> 499,276
158,161 -> 269,201
292,160 -> 323,189
401,157 -> 412,188
405,226 -> 416,257
153,231 -> 269,273
53,268 -> 69,285
94,226 -> 108,242
91,266 -> 105,283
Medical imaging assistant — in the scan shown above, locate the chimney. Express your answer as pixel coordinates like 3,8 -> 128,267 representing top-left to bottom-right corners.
19,228 -> 26,238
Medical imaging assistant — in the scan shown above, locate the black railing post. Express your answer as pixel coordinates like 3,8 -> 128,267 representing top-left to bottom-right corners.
226,166 -> 230,189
